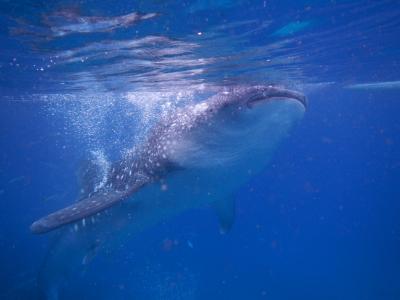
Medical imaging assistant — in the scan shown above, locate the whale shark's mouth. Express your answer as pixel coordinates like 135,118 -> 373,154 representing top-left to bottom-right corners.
247,86 -> 307,109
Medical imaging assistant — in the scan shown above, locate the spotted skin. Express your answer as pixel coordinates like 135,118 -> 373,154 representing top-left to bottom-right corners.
30,85 -> 306,234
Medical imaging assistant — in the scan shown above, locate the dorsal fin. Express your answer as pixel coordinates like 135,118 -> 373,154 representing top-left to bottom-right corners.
77,151 -> 110,199
77,160 -> 101,198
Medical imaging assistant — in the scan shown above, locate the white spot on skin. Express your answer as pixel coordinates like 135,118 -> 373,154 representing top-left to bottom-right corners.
82,218 -> 86,227
193,102 -> 208,113
74,224 -> 78,232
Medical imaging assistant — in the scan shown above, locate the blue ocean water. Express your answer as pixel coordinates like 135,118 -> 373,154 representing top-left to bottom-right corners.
0,0 -> 399,299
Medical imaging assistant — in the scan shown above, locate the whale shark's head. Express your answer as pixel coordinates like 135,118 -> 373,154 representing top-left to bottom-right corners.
171,85 -> 307,168
205,85 -> 307,129
208,85 -> 307,128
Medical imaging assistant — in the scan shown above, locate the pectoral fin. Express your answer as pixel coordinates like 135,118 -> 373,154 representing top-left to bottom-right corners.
30,181 -> 146,234
30,192 -> 125,234
213,197 -> 236,234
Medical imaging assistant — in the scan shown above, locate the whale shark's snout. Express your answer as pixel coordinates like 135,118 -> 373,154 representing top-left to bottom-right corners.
245,86 -> 307,109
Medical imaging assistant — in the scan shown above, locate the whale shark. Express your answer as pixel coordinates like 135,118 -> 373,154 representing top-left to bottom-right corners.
32,85 -> 306,299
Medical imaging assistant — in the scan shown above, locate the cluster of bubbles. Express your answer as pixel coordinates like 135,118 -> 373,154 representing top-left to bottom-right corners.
42,88 -> 200,163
